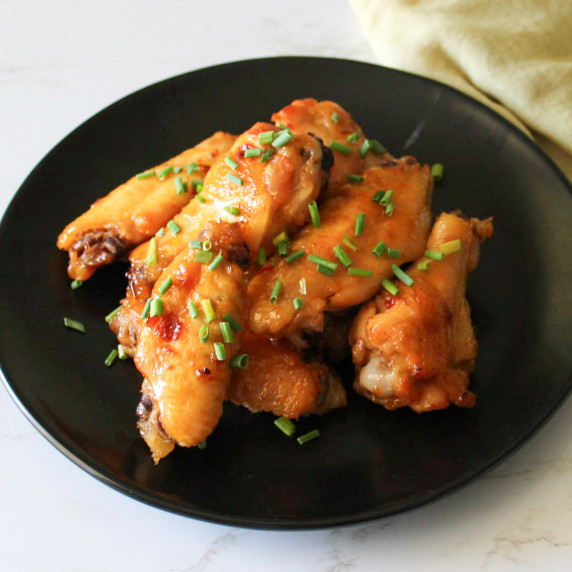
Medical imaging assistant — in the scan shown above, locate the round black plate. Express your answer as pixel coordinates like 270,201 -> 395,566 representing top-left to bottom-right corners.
1,57 -> 571,529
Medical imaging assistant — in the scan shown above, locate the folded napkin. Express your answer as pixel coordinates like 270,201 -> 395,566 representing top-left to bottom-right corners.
350,0 -> 572,182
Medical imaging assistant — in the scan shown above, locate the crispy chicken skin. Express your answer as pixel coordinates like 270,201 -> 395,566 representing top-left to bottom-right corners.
112,122 -> 331,354
227,332 -> 347,418
57,132 -> 235,280
247,158 -> 433,337
350,212 -> 493,413
134,234 -> 248,463
273,98 -> 389,198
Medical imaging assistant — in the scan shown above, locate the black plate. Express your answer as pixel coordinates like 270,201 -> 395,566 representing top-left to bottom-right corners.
1,57 -> 571,529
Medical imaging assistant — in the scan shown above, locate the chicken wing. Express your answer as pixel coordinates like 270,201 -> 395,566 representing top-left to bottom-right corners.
247,158 -> 433,337
273,98 -> 390,198
57,132 -> 235,280
350,212 -> 493,413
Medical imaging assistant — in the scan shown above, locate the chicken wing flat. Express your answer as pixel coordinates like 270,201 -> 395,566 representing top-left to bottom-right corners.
111,122 -> 331,354
272,98 -> 390,198
57,132 -> 236,280
227,332 -> 347,419
134,233 -> 248,463
350,212 -> 493,413
247,158 -> 433,337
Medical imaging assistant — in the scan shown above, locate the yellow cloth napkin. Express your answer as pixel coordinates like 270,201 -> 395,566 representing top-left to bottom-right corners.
350,0 -> 572,182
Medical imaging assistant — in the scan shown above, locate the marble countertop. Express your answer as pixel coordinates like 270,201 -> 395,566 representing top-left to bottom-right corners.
1,1 -> 571,570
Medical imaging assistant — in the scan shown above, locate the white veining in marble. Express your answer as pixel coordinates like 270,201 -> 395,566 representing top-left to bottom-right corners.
1,1 -> 571,571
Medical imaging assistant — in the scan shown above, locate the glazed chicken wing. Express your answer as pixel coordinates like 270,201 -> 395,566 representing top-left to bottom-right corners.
350,212 -> 493,413
247,158 -> 433,337
273,98 -> 390,198
57,132 -> 235,280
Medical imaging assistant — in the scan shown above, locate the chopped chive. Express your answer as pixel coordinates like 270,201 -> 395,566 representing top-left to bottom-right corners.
270,280 -> 283,304
105,349 -> 118,367
194,250 -> 213,264
175,176 -> 187,195
277,241 -> 289,257
188,300 -> 199,318
158,165 -> 173,179
299,278 -> 307,295
333,245 -> 352,268
425,250 -> 445,261
229,353 -> 249,369
385,201 -> 394,216
196,184 -> 203,194
223,312 -> 242,333
297,429 -> 320,445
258,131 -> 275,145
208,252 -> 224,271
308,201 -> 321,228
191,179 -> 203,188
370,139 -> 387,155
343,234 -> 360,251
272,232 -> 289,246
197,440 -> 207,449
293,297 -> 303,310
117,344 -> 129,360
187,162 -> 199,174
372,241 -> 388,258
225,157 -> 239,170
199,324 -> 209,343
188,240 -> 202,249
392,264 -> 415,286
331,112 -> 339,123
285,250 -> 305,264
382,279 -> 399,296
219,322 -> 234,343
277,123 -> 290,131
347,174 -> 364,184
348,267 -> 373,277
150,298 -> 164,317
63,317 -> 85,333
387,248 -> 401,259
136,169 -> 155,180
261,149 -> 274,162
271,256 -> 277,265
71,279 -> 83,290
173,167 -> 182,174
227,173 -> 243,186
272,131 -> 293,148
359,139 -> 372,158
440,239 -> 463,254
141,299 -> 152,319
195,194 -> 206,203
245,147 -> 262,158
372,190 -> 385,203
355,213 -> 366,236
105,305 -> 122,323
156,227 -> 165,237
257,247 -> 267,265
214,342 -> 227,361
203,240 -> 212,251
158,276 -> 173,296
308,255 -> 337,271
380,190 -> 394,206
275,416 -> 296,437
330,141 -> 351,155
317,264 -> 334,276
167,220 -> 181,235
147,237 -> 157,265
201,299 -> 215,323
347,132 -> 360,143
431,163 -> 444,182
417,261 -> 431,271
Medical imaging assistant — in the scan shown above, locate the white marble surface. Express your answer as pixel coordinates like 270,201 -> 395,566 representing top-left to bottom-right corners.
1,1 -> 571,570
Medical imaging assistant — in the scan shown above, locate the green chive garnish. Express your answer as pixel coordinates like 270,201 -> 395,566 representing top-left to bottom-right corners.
380,190 -> 394,206
173,167 -> 182,174
330,141 -> 351,155
201,299 -> 215,323
285,250 -> 305,264
308,201 -> 321,227
225,157 -> 239,170
199,324 -> 209,343
425,250 -> 445,261
223,312 -> 242,333
203,240 -> 212,251
333,245 -> 352,268
277,241 -> 289,257
245,147 -> 262,158
195,194 -> 206,203
194,250 -> 213,264
372,190 -> 385,203
317,264 -> 334,276
277,123 -> 290,131
258,131 -> 275,145
359,139 -> 370,158
214,342 -> 227,361
71,279 -> 83,290
188,300 -> 199,318
156,227 -> 165,237
63,317 -> 85,333
293,297 -> 303,310
147,237 -> 157,265
270,280 -> 282,304
372,241 -> 388,258
382,279 -> 399,296
417,261 -> 431,271
197,440 -> 207,449
440,239 -> 462,254
347,132 -> 360,143
167,220 -> 181,235
117,344 -> 129,360
348,267 -> 373,277
385,202 -> 394,216
261,149 -> 274,162
431,163 -> 444,182
192,179 -> 203,188
355,213 -> 365,236
257,247 -> 267,265
219,322 -> 234,343
308,255 -> 337,271
272,232 -> 289,246
187,162 -> 199,174
136,169 -> 155,180
391,264 -> 414,286
105,305 -> 122,323
224,206 -> 240,216
141,299 -> 151,319
150,298 -> 164,317
272,131 -> 293,148
208,252 -> 224,271
347,174 -> 363,184
158,166 -> 173,179
227,173 -> 243,186
158,276 -> 173,296
297,429 -> 320,445
387,248 -> 401,259
370,139 -> 387,155
105,349 -> 118,367
343,234 -> 360,251
174,176 -> 187,195
275,416 -> 296,436
229,354 -> 249,369
188,240 -> 202,249
331,112 -> 339,123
